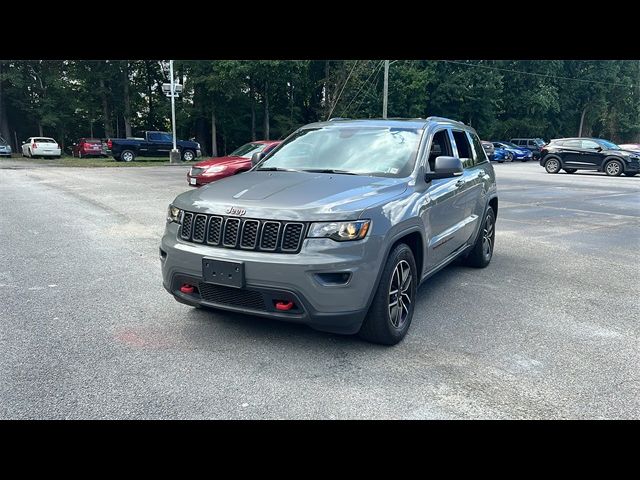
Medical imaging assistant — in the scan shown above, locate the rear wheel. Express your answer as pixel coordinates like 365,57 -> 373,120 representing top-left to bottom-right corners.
564,168 -> 577,174
359,243 -> 417,345
121,150 -> 135,162
544,157 -> 561,174
604,159 -> 623,176
464,207 -> 496,268
182,149 -> 195,161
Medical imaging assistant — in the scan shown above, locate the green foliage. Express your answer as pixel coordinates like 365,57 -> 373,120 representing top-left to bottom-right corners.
1,60 -> 639,154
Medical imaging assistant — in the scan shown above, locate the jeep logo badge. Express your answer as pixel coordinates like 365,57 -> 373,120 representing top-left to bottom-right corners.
226,206 -> 246,216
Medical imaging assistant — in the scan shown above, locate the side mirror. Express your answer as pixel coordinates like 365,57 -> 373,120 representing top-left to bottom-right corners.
425,156 -> 464,181
594,146 -> 603,152
251,152 -> 265,167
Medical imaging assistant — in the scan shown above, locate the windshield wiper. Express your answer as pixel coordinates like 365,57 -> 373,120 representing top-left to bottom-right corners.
301,169 -> 359,175
256,167 -> 300,172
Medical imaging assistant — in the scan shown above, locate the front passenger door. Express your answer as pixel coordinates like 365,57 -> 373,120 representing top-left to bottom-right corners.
580,139 -> 605,170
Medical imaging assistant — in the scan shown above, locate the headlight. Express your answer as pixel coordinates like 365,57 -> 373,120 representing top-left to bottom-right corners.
207,165 -> 228,173
307,220 -> 370,242
167,204 -> 182,224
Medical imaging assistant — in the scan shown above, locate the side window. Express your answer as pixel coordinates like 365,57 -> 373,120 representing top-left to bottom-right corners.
161,133 -> 173,142
565,139 -> 581,148
512,139 -> 520,146
467,131 -> 488,165
581,140 -> 600,150
527,140 -> 535,147
451,130 -> 473,168
148,132 -> 160,141
427,130 -> 453,171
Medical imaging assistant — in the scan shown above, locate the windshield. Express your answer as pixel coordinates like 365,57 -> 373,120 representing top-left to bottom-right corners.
257,126 -> 423,177
0,136 -> 6,144
503,142 -> 519,148
34,138 -> 56,143
230,142 -> 269,158
597,139 -> 620,150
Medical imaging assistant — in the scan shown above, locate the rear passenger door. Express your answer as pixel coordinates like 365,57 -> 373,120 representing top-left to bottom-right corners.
561,139 -> 585,167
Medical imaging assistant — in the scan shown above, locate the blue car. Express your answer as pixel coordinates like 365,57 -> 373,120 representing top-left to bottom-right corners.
492,142 -> 533,162
492,147 -> 513,163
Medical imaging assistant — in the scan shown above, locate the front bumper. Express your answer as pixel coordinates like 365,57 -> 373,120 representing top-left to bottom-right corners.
187,171 -> 232,187
160,222 -> 384,334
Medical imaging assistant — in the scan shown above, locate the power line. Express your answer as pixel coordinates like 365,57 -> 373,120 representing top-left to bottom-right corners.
440,60 -> 634,88
326,60 -> 359,120
339,60 -> 384,117
350,61 -> 385,117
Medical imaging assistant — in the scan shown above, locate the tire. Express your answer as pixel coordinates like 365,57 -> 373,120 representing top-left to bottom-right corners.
604,159 -> 623,176
497,160 -> 504,163
358,243 -> 417,345
624,172 -> 637,177
463,206 -> 496,268
182,149 -> 195,161
544,157 -> 561,174
121,150 -> 135,162
564,168 -> 577,174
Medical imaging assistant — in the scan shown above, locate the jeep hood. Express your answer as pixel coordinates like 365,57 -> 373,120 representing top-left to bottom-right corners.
173,171 -> 408,221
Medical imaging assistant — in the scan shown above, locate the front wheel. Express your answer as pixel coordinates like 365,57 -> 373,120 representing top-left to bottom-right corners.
359,243 -> 417,345
182,149 -> 195,161
604,159 -> 623,176
463,207 -> 495,268
544,157 -> 561,173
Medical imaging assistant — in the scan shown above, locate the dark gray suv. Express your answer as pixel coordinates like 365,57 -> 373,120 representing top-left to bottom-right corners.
161,117 -> 498,344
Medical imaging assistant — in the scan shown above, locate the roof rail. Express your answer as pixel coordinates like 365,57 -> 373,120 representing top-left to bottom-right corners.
328,117 -> 350,121
425,116 -> 466,125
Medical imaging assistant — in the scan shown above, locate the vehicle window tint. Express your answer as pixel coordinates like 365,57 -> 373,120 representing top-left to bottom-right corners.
451,130 -> 473,168
34,138 -> 56,143
148,132 -> 160,141
564,139 -> 581,148
467,131 -> 487,165
160,133 -> 173,142
581,140 -> 600,150
428,130 -> 453,171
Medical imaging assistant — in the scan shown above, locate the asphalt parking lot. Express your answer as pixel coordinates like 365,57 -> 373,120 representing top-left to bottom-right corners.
1,159 -> 638,419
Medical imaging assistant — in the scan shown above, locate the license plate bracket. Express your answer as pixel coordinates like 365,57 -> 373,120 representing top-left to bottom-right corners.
202,258 -> 244,288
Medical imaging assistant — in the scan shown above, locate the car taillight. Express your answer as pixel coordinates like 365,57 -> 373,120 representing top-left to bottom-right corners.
32,143 -> 37,149
107,139 -> 112,149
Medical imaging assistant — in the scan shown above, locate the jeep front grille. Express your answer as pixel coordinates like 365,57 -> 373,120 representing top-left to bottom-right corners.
179,212 -> 307,254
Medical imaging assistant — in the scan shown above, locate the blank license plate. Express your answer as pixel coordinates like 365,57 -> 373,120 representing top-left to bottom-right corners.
189,178 -> 197,185
202,258 -> 244,288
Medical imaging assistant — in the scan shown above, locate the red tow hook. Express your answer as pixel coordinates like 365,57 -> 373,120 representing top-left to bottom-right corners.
275,300 -> 295,311
180,284 -> 195,294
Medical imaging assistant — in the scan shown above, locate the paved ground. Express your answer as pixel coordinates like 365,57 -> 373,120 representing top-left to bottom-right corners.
1,159 -> 638,419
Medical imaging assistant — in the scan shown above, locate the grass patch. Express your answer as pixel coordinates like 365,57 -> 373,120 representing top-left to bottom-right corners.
4,155 -> 198,168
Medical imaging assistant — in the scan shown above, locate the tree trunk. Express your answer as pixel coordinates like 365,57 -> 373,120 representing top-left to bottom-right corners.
123,61 -> 132,138
193,82 -> 208,157
578,105 -> 588,137
144,61 -> 154,130
250,78 -> 256,141
211,102 -> 218,157
263,80 -> 270,140
0,62 -> 12,146
324,60 -> 330,112
38,122 -> 43,136
99,77 -> 113,138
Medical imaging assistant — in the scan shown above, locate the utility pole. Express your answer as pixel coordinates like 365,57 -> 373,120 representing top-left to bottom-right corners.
169,60 -> 180,163
382,60 -> 389,119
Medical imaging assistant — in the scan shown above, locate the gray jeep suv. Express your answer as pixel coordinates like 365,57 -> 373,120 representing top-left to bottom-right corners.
161,117 -> 498,345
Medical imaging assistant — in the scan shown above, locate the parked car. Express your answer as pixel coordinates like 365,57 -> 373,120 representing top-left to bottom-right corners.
0,135 -> 12,157
21,137 -> 61,159
492,141 -> 533,162
108,131 -> 201,162
540,138 -> 640,176
481,141 -> 495,161
161,117 -> 498,345
187,140 -> 281,186
492,146 -> 513,163
71,138 -> 107,158
618,143 -> 640,154
510,138 -> 547,160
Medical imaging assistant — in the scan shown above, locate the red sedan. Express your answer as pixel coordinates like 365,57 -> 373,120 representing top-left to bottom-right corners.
72,138 -> 106,158
187,140 -> 280,187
